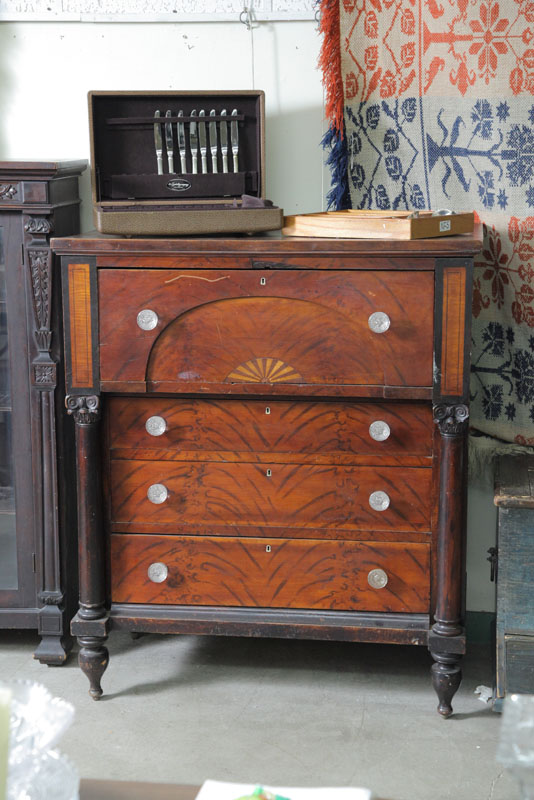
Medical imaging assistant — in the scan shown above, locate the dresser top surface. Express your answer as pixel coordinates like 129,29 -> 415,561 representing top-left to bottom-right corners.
51,224 -> 483,258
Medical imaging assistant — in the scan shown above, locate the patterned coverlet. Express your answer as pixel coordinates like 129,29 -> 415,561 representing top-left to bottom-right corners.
319,0 -> 534,444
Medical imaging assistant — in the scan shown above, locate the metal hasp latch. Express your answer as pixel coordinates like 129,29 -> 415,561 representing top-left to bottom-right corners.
488,546 -> 498,582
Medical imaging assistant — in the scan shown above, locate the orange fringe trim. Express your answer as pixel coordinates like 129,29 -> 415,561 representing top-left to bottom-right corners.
318,0 -> 344,138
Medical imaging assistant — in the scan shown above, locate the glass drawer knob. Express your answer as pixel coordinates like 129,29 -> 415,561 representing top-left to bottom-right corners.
369,420 -> 391,442
145,416 -> 167,436
369,490 -> 390,511
368,568 -> 388,589
368,311 -> 391,334
147,483 -> 168,504
148,562 -> 168,583
137,309 -> 159,330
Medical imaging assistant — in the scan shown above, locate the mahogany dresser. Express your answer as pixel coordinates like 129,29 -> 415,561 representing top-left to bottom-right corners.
52,228 -> 481,714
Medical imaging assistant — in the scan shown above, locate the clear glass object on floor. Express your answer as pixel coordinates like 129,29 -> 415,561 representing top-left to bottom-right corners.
497,693 -> 534,799
0,680 -> 79,800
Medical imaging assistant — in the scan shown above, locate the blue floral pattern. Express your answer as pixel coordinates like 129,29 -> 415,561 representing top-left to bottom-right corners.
346,98 -> 534,216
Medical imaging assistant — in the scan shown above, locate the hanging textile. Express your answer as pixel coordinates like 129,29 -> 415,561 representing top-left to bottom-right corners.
319,0 -> 534,444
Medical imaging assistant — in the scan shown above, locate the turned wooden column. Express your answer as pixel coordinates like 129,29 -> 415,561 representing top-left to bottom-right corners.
66,394 -> 109,699
430,403 -> 469,717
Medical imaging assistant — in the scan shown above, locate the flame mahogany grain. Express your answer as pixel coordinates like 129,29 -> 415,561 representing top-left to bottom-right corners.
110,459 -> 432,535
110,534 -> 430,613
98,269 -> 434,389
107,397 -> 433,461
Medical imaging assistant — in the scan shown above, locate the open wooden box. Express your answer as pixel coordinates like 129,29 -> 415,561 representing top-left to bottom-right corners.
89,90 -> 283,235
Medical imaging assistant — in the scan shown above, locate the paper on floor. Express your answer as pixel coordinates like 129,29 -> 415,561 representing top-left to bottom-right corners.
195,780 -> 373,800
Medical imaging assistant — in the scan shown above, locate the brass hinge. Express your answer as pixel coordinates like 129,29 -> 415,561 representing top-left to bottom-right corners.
487,547 -> 498,582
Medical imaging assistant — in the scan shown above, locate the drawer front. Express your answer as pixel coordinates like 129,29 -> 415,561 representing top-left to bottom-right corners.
107,397 -> 433,464
110,460 -> 432,535
504,636 -> 534,694
98,269 -> 433,390
110,534 -> 430,612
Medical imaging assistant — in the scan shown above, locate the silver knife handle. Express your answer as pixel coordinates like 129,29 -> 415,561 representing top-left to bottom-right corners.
211,150 -> 218,173
168,153 -> 174,174
180,154 -> 187,173
233,151 -> 238,172
192,152 -> 198,174
201,153 -> 208,174
222,154 -> 228,173
157,155 -> 163,175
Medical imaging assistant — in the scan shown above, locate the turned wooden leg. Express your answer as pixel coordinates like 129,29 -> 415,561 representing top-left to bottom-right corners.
78,635 -> 109,700
431,651 -> 463,718
431,404 -> 468,717
67,395 -> 109,699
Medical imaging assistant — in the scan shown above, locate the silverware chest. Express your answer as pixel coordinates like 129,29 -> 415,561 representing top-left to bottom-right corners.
89,90 -> 283,235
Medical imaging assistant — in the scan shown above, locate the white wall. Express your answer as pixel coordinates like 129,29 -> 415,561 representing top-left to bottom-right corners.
0,20 -> 327,230
0,18 -> 496,612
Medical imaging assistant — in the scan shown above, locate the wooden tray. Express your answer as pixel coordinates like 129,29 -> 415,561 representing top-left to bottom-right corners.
282,209 -> 475,240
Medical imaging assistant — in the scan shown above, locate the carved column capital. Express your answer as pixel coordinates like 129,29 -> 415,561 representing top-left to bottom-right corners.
24,217 -> 54,235
433,403 -> 469,436
66,395 -> 101,424
38,591 -> 64,606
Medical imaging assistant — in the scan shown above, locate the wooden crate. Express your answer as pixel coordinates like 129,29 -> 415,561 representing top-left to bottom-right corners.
282,209 -> 475,240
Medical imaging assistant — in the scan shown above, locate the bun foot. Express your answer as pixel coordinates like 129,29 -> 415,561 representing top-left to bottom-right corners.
431,651 -> 462,717
78,635 -> 109,700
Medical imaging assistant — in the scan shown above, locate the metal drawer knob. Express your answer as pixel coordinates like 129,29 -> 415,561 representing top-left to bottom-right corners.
145,416 -> 167,437
137,309 -> 159,330
147,483 -> 168,504
369,420 -> 391,442
148,562 -> 168,583
368,311 -> 391,334
369,490 -> 390,511
368,568 -> 388,589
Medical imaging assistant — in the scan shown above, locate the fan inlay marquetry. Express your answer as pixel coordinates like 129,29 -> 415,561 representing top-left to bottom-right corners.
226,357 -> 303,384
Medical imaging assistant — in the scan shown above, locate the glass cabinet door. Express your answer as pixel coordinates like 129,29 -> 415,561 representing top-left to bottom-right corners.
0,227 -> 17,590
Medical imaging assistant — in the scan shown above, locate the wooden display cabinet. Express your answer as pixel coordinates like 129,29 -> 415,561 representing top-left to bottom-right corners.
0,160 -> 86,663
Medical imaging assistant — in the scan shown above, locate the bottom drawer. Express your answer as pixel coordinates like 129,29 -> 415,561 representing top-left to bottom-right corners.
111,534 -> 430,613
504,635 -> 534,695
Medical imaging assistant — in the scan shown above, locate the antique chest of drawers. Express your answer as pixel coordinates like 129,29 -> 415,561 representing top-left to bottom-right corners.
52,229 -> 481,714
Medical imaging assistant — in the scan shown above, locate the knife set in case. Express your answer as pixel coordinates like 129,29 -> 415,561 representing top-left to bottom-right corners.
89,90 -> 283,235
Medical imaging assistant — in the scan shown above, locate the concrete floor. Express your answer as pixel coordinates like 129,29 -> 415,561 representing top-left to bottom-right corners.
0,629 -> 518,800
